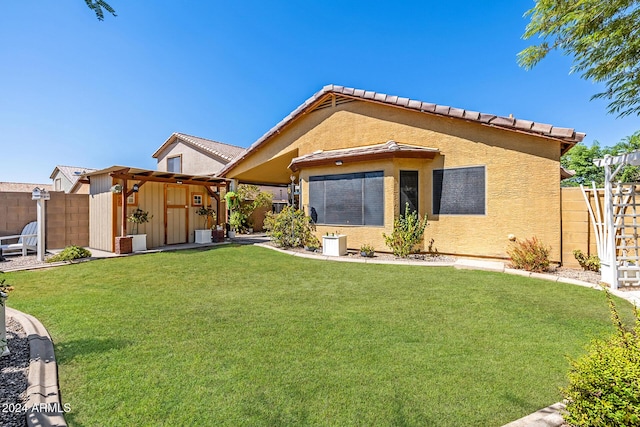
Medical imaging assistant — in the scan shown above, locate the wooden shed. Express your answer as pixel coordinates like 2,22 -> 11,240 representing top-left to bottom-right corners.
84,166 -> 228,252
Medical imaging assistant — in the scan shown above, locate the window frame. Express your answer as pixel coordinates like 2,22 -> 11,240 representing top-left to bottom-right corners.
308,170 -> 384,226
399,170 -> 419,216
167,155 -> 182,173
432,165 -> 486,216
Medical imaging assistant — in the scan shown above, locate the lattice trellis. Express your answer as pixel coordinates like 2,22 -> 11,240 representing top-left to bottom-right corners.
586,150 -> 640,289
613,183 -> 640,285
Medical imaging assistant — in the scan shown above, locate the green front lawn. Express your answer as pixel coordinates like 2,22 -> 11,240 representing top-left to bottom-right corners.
4,245 -> 633,426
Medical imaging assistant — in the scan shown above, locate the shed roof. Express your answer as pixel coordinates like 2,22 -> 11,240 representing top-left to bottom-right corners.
152,132 -> 246,163
84,165 -> 229,186
219,84 -> 586,177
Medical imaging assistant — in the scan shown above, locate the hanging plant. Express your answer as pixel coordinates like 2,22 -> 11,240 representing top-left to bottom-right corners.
224,191 -> 241,210
110,184 -> 123,194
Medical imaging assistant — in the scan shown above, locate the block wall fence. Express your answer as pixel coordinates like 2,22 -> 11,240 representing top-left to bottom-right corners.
560,187 -> 599,268
0,192 -> 89,249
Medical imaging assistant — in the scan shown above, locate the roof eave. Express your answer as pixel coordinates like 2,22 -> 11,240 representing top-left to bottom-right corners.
289,150 -> 438,172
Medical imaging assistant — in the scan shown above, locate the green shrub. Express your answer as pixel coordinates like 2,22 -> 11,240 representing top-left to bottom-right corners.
47,246 -> 92,263
263,207 -> 316,248
573,249 -> 601,272
382,203 -> 428,258
562,291 -> 640,426
506,237 -> 551,272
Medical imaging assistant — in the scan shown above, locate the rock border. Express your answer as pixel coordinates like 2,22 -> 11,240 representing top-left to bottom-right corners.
6,307 -> 67,427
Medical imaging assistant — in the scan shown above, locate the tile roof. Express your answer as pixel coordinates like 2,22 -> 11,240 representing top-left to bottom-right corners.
289,140 -> 439,172
219,84 -> 586,177
152,132 -> 246,163
0,182 -> 53,192
50,165 -> 97,185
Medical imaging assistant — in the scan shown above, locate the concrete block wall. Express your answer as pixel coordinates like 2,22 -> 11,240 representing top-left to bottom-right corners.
0,191 -> 89,250
561,187 -> 599,268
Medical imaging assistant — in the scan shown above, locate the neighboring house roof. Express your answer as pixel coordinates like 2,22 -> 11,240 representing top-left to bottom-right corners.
152,132 -> 246,163
289,140 -> 439,172
50,165 -> 97,186
561,166 -> 576,180
0,182 -> 53,192
219,84 -> 586,177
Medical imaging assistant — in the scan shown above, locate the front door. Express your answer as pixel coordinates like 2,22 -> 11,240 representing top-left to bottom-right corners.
165,184 -> 188,244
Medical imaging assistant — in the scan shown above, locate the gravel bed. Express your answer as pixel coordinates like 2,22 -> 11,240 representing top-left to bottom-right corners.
0,255 -> 52,272
0,317 -> 29,427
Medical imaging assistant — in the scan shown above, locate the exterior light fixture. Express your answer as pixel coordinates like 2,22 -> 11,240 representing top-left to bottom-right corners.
176,181 -> 183,185
132,184 -> 139,193
335,160 -> 343,166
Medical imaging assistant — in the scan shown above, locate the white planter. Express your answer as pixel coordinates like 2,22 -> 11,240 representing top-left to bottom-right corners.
322,235 -> 347,256
195,229 -> 212,244
228,230 -> 236,238
128,234 -> 147,252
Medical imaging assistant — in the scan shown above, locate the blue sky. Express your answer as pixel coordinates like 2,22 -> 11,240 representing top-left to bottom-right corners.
1,1 -> 638,184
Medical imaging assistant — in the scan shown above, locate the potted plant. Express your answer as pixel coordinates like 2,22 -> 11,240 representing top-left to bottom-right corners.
360,243 -> 375,257
228,211 -> 246,237
195,206 -> 216,243
127,208 -> 153,251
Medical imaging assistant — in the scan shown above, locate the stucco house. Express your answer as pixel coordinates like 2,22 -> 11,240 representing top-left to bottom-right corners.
219,84 -> 585,262
50,165 -> 96,194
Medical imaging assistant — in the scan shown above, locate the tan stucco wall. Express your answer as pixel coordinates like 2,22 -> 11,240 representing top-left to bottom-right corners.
227,100 -> 564,261
156,141 -> 227,176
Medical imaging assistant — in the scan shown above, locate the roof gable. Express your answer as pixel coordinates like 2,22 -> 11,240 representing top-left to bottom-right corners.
152,132 -> 245,163
219,84 -> 586,177
50,165 -> 97,184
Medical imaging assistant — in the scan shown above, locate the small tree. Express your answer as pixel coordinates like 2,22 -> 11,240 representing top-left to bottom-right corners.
382,203 -> 428,258
196,206 -> 216,229
127,208 -> 153,235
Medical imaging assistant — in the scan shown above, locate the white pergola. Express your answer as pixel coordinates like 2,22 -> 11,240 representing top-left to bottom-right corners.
582,150 -> 640,289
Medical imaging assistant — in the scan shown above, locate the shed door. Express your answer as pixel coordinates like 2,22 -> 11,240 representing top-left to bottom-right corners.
165,185 -> 188,245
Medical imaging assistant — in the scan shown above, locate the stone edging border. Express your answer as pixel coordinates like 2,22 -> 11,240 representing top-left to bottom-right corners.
6,307 -> 67,427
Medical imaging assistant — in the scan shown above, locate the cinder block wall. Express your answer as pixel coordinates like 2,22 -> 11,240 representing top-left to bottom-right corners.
0,192 -> 37,236
561,187 -> 599,268
47,192 -> 90,249
0,191 -> 89,250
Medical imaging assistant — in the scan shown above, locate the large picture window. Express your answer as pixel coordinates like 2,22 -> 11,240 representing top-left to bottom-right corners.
432,166 -> 486,215
309,171 -> 384,226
